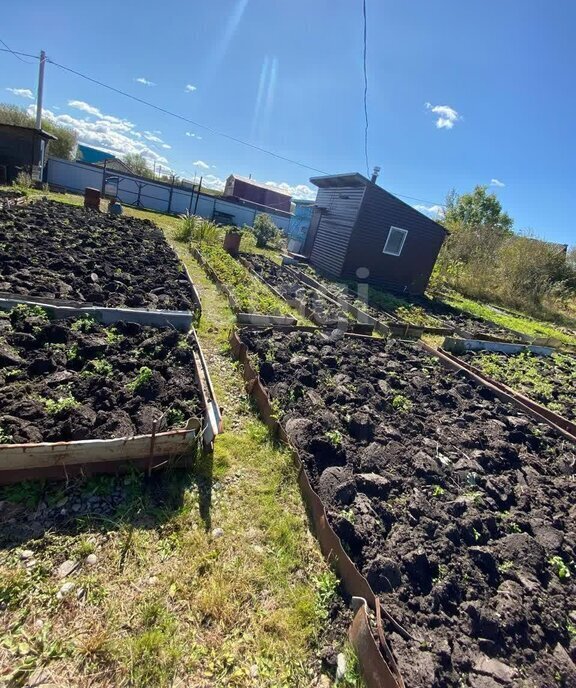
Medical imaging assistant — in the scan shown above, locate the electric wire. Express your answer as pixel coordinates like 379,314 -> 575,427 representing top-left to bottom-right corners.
0,44 -> 36,63
362,0 -> 370,177
0,46 -> 445,208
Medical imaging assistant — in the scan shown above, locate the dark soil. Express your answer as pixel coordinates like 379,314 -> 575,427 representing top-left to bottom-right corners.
0,308 -> 202,442
0,199 -> 197,311
240,327 -> 576,687
242,254 -> 349,327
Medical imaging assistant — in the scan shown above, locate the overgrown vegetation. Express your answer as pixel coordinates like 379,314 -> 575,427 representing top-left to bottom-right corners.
174,211 -> 220,244
433,185 -> 576,323
199,243 -> 289,316
251,213 -> 283,248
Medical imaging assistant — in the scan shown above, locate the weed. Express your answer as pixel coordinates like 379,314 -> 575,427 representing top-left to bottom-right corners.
432,485 -> 445,497
127,366 -> 153,393
498,560 -> 514,573
82,358 -> 113,377
314,570 -> 338,623
433,563 -> 448,583
325,429 -> 343,447
40,395 -> 79,415
0,425 -> 13,444
392,394 -> 413,413
5,368 -> 22,380
0,481 -> 44,508
339,508 -> 355,524
269,397 -> 282,421
166,407 -> 186,428
549,556 -> 571,580
507,521 -> 522,533
66,343 -> 79,361
472,527 -> 481,542
10,303 -> 49,322
71,315 -> 96,333
567,622 -> 576,637
105,327 -> 123,344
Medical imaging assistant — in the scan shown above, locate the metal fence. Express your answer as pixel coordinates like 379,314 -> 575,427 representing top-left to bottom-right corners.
45,157 -> 291,231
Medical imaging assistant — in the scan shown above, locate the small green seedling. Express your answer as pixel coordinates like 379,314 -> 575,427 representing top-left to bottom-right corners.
82,358 -> 113,377
392,394 -> 413,413
0,426 -> 13,444
41,395 -> 79,415
432,485 -> 445,497
105,327 -> 123,344
472,527 -> 481,543
549,556 -> 571,580
325,429 -> 343,447
166,408 -> 186,428
269,398 -> 282,421
127,366 -> 153,393
66,344 -> 79,361
71,315 -> 96,333
498,561 -> 514,573
339,508 -> 355,524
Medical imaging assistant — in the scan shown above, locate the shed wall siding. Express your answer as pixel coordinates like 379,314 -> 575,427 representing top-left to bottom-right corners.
309,186 -> 365,277
341,184 -> 446,294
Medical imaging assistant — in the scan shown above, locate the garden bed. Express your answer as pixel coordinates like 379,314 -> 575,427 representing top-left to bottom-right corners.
0,306 -> 217,480
454,348 -> 576,423
0,199 -> 200,312
191,244 -> 297,325
241,254 -> 371,332
236,326 -> 576,687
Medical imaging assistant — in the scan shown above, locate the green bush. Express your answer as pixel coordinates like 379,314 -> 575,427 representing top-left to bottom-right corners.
251,213 -> 282,248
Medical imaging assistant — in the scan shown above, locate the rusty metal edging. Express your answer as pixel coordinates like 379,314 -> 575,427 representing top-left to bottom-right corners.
229,329 -> 404,688
420,342 -> 576,444
436,346 -> 576,441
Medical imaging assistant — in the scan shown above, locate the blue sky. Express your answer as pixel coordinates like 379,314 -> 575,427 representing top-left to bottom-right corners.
1,0 -> 574,245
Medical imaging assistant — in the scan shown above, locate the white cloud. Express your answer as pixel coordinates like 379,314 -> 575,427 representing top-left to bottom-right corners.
161,144 -> 171,149
201,174 -> 226,191
136,77 -> 155,86
68,100 -> 103,117
185,131 -> 203,140
185,84 -> 197,93
29,104 -> 168,165
490,178 -> 505,188
6,87 -> 34,100
413,204 -> 445,220
143,131 -> 163,143
425,102 -> 460,129
265,180 -> 316,201
193,160 -> 210,169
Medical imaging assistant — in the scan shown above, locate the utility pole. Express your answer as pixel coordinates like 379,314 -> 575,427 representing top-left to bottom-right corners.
35,50 -> 46,130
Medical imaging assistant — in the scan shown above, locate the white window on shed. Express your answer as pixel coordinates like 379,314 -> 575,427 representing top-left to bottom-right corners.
382,226 -> 408,256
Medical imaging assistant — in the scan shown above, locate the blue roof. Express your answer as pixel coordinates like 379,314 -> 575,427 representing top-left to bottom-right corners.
76,144 -> 116,164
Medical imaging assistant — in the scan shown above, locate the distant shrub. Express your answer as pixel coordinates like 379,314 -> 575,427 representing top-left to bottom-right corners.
251,213 -> 282,248
14,171 -> 33,189
175,212 -> 220,244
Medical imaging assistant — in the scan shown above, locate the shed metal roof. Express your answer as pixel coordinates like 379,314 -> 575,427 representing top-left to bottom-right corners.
309,173 -> 370,188
228,174 -> 292,197
0,122 -> 57,140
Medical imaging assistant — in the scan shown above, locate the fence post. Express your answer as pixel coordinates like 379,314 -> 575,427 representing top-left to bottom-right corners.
193,176 -> 202,215
101,160 -> 107,196
167,174 -> 174,214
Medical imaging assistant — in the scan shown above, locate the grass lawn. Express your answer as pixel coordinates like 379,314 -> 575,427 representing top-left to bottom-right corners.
444,293 -> 576,347
0,192 -> 363,687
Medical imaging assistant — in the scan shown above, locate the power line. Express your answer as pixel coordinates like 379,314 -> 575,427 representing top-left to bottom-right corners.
46,58 -> 329,176
0,47 -> 445,207
0,43 -> 36,64
361,0 -> 370,177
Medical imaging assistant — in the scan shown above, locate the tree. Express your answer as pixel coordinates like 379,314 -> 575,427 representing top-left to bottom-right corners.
252,213 -> 281,248
443,185 -> 513,234
0,103 -> 77,160
123,152 -> 155,178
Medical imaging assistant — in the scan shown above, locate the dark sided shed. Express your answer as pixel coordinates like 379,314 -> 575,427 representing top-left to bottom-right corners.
0,123 -> 57,184
303,173 -> 448,295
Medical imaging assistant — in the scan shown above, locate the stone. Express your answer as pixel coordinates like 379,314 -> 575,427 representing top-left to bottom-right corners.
56,582 -> 75,599
56,559 -> 78,579
212,527 -> 224,539
335,653 -> 346,680
147,576 -> 159,586
20,549 -> 34,560
249,664 -> 259,678
85,553 -> 97,566
473,656 -> 518,684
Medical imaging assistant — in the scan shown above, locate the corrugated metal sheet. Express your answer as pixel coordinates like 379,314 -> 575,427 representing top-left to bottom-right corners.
342,184 -> 446,294
309,186 -> 366,276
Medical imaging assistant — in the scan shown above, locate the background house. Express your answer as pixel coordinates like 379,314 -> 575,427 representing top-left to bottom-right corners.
76,144 -> 134,174
223,174 -> 292,214
286,199 -> 315,253
0,123 -> 56,183
302,172 -> 447,295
